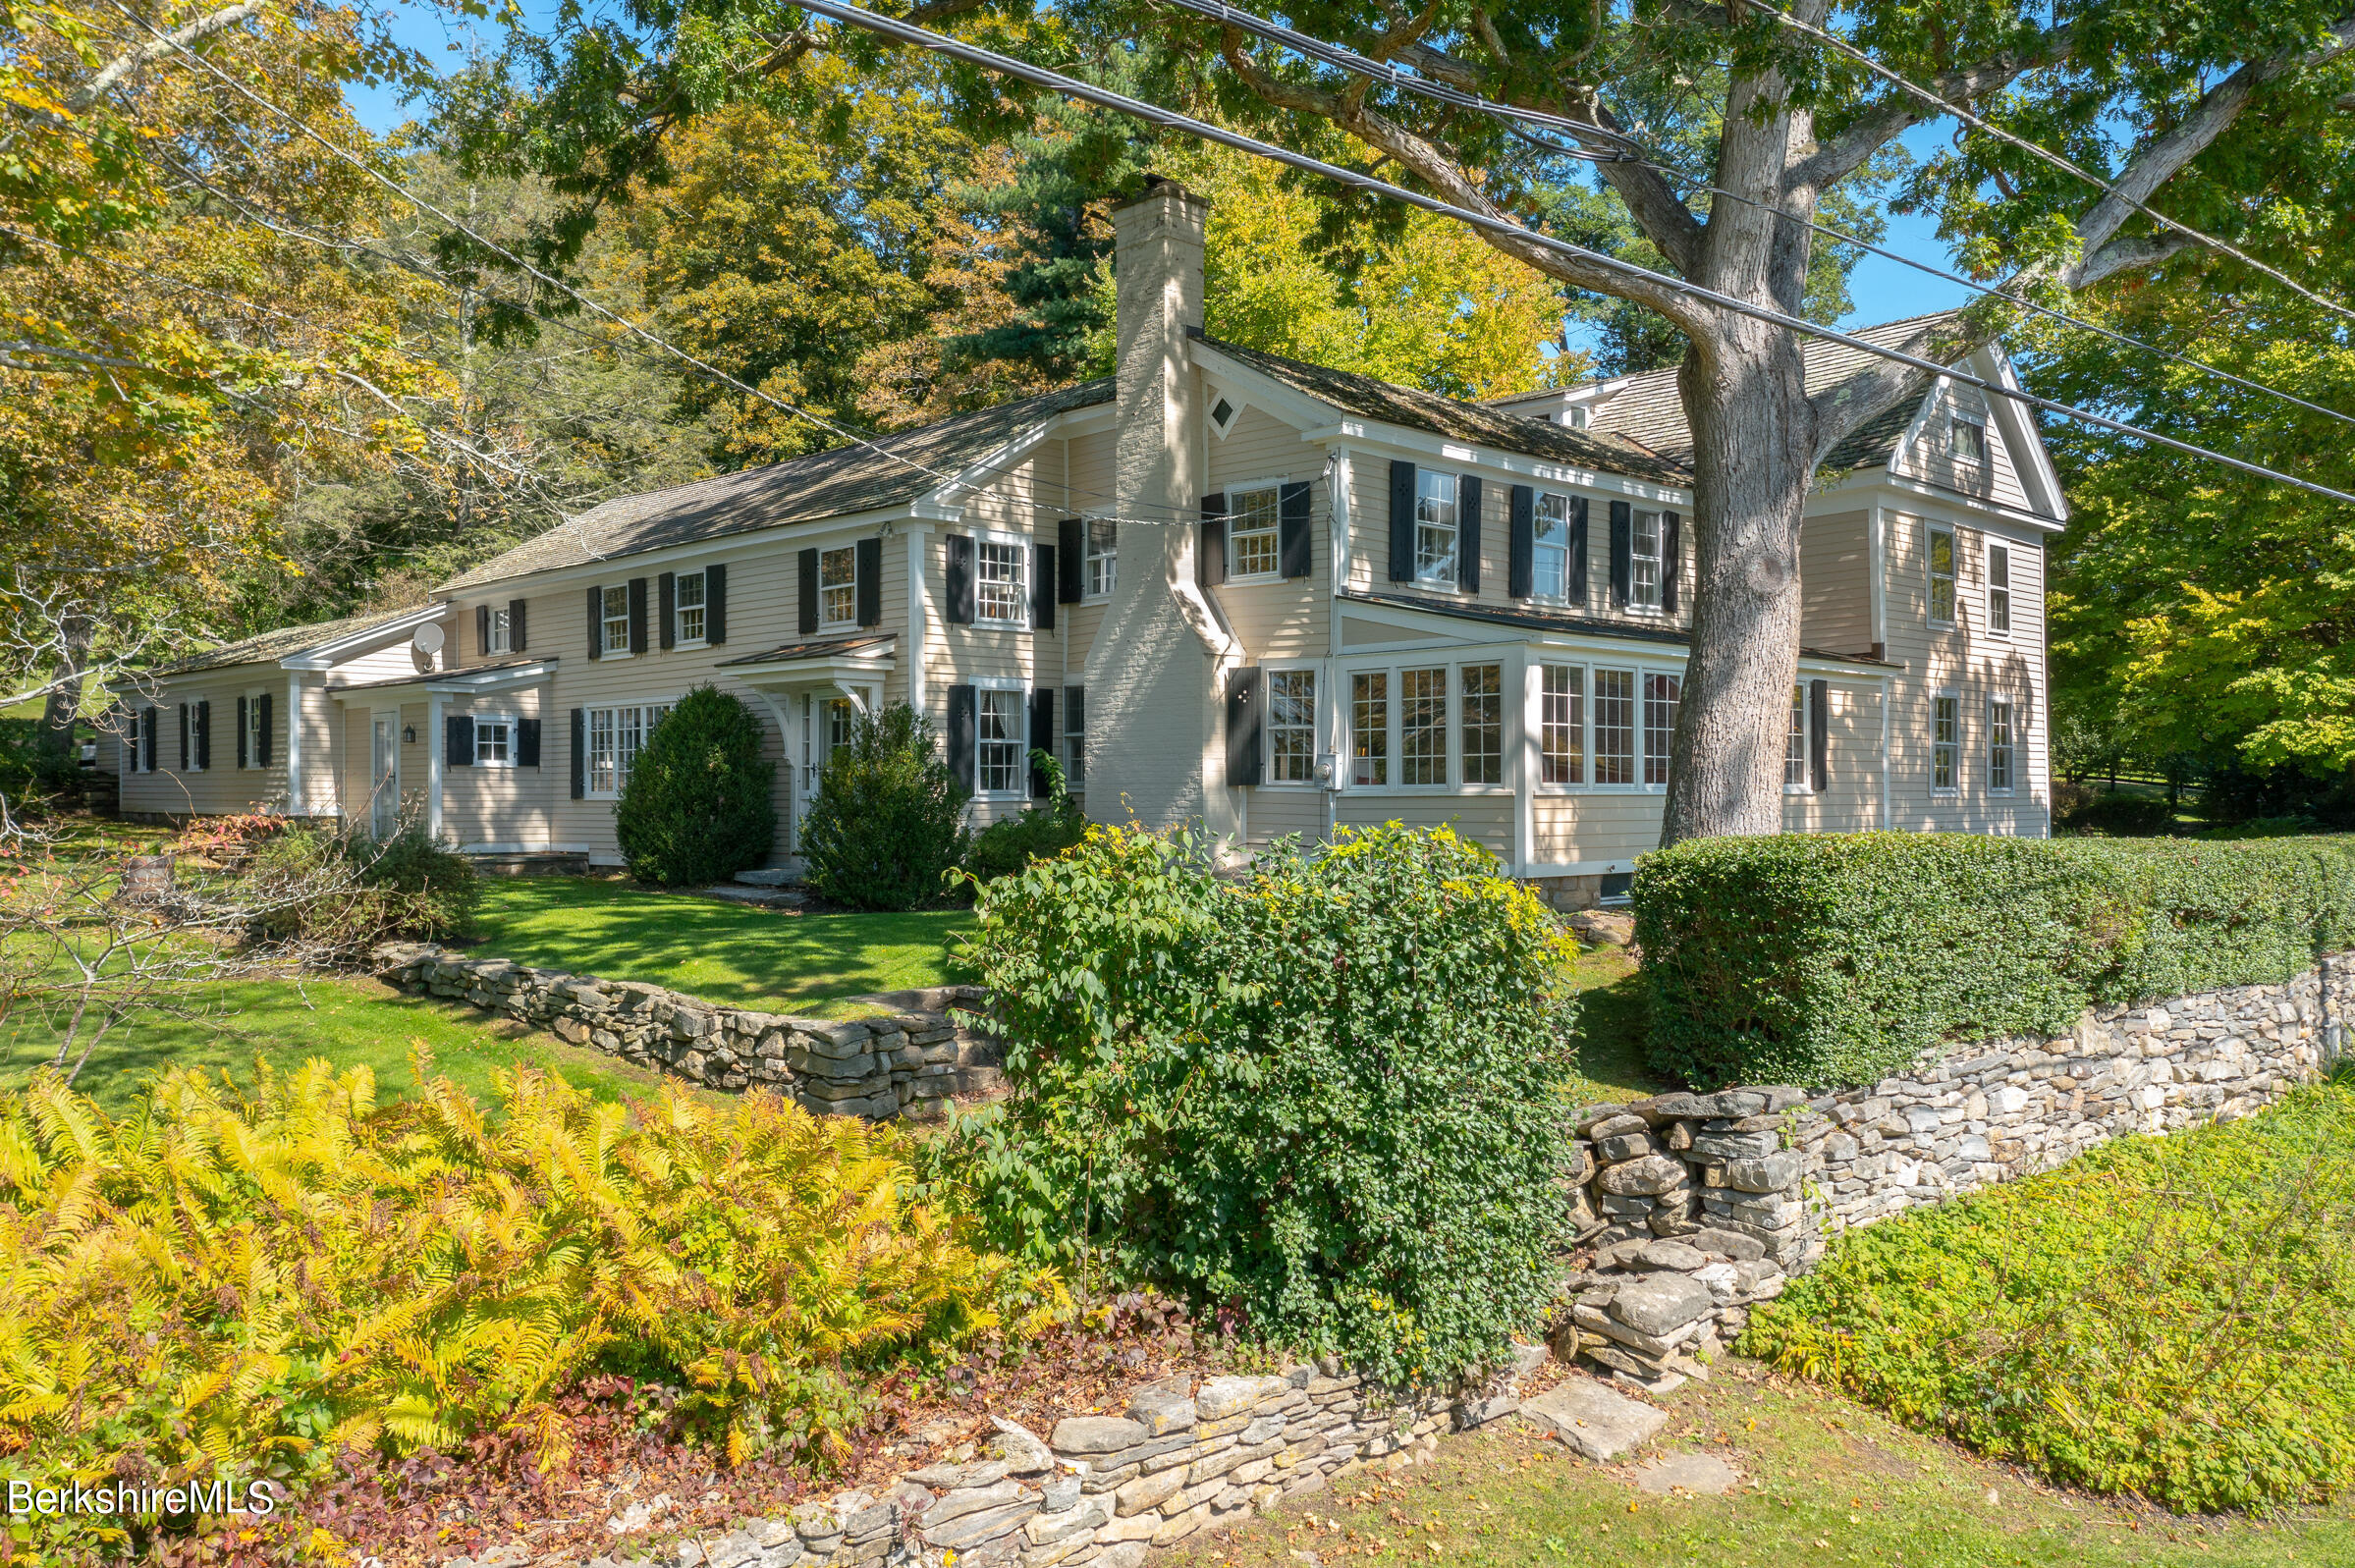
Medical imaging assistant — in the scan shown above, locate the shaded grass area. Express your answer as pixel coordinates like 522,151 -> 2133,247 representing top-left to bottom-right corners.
466,876 -> 974,1015
1163,1365 -> 2354,1568
1562,944 -> 1666,1105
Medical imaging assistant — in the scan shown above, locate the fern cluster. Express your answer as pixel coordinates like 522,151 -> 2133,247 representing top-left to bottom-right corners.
0,1058 -> 1047,1556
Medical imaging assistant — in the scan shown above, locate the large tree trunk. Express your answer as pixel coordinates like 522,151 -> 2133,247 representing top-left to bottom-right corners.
36,610 -> 92,779
1662,320 -> 1818,843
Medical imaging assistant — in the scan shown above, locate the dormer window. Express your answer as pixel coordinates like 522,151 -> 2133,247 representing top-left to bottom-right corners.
1210,396 -> 1238,436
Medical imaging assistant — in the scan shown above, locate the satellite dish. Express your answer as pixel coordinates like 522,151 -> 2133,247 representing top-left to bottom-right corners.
412,622 -> 446,654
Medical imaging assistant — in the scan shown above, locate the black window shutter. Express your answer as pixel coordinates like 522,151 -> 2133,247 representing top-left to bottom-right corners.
1057,518 -> 1084,603
705,563 -> 727,644
569,708 -> 586,798
798,548 -> 820,634
947,684 -> 976,792
1457,474 -> 1483,591
255,692 -> 272,768
1389,460 -> 1416,582
476,604 -> 491,660
1663,512 -> 1682,614
447,714 -> 475,767
518,716 -> 541,768
1226,666 -> 1264,785
509,598 -> 527,653
1029,687 -> 1056,798
194,700 -> 210,771
945,535 -> 975,624
1609,500 -> 1633,608
177,704 -> 189,771
1033,545 -> 1057,629
1279,481 -> 1312,579
1198,494 -> 1227,588
659,571 -> 677,650
142,706 -> 157,772
627,577 -> 648,654
586,585 -> 603,660
855,538 -> 882,626
1507,484 -> 1535,599
237,695 -> 248,769
1810,678 -> 1831,792
1568,498 -> 1590,604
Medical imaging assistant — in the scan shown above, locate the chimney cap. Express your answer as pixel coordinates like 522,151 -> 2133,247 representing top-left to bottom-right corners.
1112,174 -> 1207,211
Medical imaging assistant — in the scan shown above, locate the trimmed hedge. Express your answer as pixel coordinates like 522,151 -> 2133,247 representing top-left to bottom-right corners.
1632,832 -> 2355,1089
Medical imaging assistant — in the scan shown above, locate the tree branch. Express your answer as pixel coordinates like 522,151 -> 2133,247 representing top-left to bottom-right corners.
2073,230 -> 2198,287
1793,29 -> 2077,193
65,0 -> 270,114
1805,314 -> 1982,461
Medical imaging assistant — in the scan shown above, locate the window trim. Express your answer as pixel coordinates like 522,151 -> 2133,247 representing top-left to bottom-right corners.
1208,392 -> 1242,438
1524,659 -> 1684,795
1537,661 -> 1586,787
1532,491 -> 1578,607
1987,693 -> 2016,796
1931,688 -> 1963,797
1411,468 -> 1461,591
1222,477 -> 1288,584
1926,522 -> 1959,628
814,547 -> 857,633
969,676 -> 1029,800
1629,508 -> 1666,615
1082,517 -> 1118,602
244,687 -> 269,772
1261,663 -> 1321,787
1948,414 -> 1988,464
1985,540 -> 2012,638
583,698 -> 676,799
600,584 -> 633,658
675,567 -> 711,646
484,606 -> 513,656
1784,683 -> 1812,794
970,530 -> 1030,629
473,712 -> 520,768
1062,683 -> 1086,790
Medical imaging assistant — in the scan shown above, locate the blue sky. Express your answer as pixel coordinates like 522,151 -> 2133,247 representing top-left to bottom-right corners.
346,5 -> 1974,331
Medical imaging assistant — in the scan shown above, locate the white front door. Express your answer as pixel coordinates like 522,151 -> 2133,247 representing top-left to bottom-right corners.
370,714 -> 399,837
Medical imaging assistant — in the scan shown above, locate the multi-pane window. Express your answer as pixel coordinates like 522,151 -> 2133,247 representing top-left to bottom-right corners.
477,716 -> 513,766
1534,493 -> 1574,603
1785,685 -> 1808,789
1950,418 -> 1987,462
485,607 -> 511,655
803,696 -> 851,796
1987,544 -> 2011,635
1933,694 -> 1960,791
1593,669 -> 1636,785
976,688 -> 1025,793
1064,685 -> 1086,787
1632,510 -> 1664,611
1988,696 -> 2014,792
1085,519 -> 1118,598
1414,471 -> 1458,586
1642,673 -> 1681,785
1400,667 -> 1448,785
1459,665 -> 1503,784
1928,526 -> 1957,624
1350,672 -> 1389,786
1541,664 -> 1584,785
586,702 -> 670,796
976,541 -> 1026,624
246,691 -> 268,770
676,568 -> 708,642
817,548 -> 855,629
1228,486 -> 1282,578
601,584 -> 630,654
1268,670 -> 1317,783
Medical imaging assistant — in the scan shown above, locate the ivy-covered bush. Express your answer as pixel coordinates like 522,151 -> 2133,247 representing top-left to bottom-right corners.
0,1059 -> 1036,1559
1744,1081 -> 2355,1513
938,823 -> 1577,1385
800,702 -> 969,910
1632,832 -> 2355,1089
247,817 -> 478,953
615,685 -> 776,886
966,751 -> 1087,882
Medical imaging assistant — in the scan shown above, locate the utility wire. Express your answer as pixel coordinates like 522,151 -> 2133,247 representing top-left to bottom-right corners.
1177,0 -> 2355,430
790,0 -> 2355,507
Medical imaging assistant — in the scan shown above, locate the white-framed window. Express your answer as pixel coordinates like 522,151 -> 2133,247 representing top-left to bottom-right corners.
1986,543 -> 2011,636
245,689 -> 268,770
1927,524 -> 1957,625
816,549 -> 855,631
1460,664 -> 1504,785
1534,493 -> 1575,603
1593,669 -> 1636,785
123,710 -> 143,774
1540,663 -> 1584,785
676,568 -> 709,643
1400,667 -> 1448,785
1932,692 -> 1961,793
484,607 -> 512,655
1084,519 -> 1117,598
801,694 -> 853,797
1227,484 -> 1283,579
1209,394 -> 1240,437
1949,416 -> 1987,463
1064,685 -> 1086,787
1632,509 -> 1665,612
1414,470 -> 1458,587
601,584 -> 631,655
975,684 -> 1026,795
1785,685 -> 1809,791
975,539 -> 1026,626
1267,669 -> 1317,784
1988,696 -> 2015,793
586,701 -> 671,796
1350,671 -> 1389,786
475,714 -> 516,766
1642,673 -> 1680,786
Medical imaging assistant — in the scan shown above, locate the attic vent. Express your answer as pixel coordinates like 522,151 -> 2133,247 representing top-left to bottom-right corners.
1210,396 -> 1236,433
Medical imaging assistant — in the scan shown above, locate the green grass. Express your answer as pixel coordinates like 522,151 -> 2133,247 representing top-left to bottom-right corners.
1163,1363 -> 2355,1568
466,875 -> 974,1015
1562,944 -> 1667,1105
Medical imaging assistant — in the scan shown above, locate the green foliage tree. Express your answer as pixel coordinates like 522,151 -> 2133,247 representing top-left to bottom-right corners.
799,701 -> 970,910
613,686 -> 776,887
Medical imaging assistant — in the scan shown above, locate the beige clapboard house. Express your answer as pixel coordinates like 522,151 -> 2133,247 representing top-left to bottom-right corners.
110,179 -> 2057,902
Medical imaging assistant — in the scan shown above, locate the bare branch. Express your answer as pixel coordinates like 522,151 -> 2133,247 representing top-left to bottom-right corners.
64,0 -> 270,114
1793,32 -> 2077,193
1806,314 -> 1985,460
2073,230 -> 2199,287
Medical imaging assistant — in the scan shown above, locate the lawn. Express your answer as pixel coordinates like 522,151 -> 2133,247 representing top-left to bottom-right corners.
1562,943 -> 1666,1105
466,875 -> 975,1014
1165,1364 -> 2355,1568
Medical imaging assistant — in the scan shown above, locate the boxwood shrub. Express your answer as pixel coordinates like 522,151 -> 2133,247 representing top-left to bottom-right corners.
1633,832 -> 2355,1089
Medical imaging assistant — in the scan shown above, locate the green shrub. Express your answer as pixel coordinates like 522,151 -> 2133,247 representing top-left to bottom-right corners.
1632,832 -> 2355,1089
2059,790 -> 2175,836
967,751 -> 1087,882
248,818 -> 479,953
800,702 -> 969,911
1743,1082 -> 2355,1513
0,1060 -> 1036,1558
936,823 -> 1578,1386
614,685 -> 776,887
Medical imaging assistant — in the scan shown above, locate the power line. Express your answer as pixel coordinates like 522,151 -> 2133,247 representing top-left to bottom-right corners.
1742,0 -> 2355,329
792,0 -> 2355,507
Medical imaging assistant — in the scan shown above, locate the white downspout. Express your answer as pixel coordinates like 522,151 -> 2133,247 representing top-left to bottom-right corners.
426,690 -> 446,840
